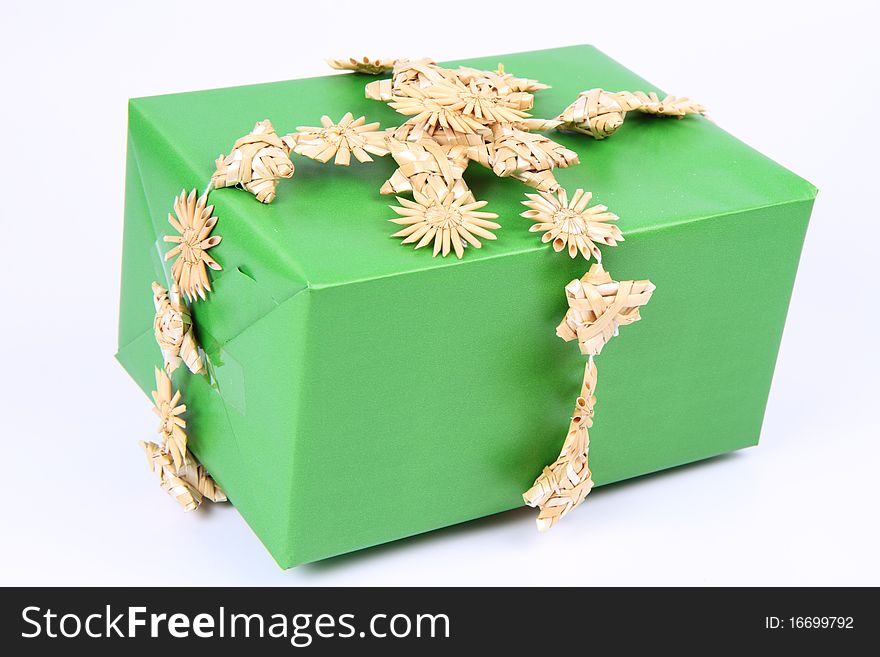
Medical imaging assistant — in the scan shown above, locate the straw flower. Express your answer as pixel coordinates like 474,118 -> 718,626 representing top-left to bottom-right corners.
151,367 -> 188,470
389,187 -> 500,258
284,113 -> 390,165
454,63 -> 549,94
327,57 -> 397,75
521,188 -> 622,260
164,189 -> 222,301
389,84 -> 488,137
428,79 -> 533,124
633,91 -> 705,117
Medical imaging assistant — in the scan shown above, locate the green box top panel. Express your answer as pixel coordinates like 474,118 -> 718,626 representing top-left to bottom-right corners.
127,44 -> 815,343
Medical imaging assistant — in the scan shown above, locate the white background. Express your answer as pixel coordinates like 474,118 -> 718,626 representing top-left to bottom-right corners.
2,0 -> 878,586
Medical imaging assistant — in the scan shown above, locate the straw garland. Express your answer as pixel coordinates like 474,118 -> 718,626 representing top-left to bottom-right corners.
523,265 -> 654,527
136,55 -> 701,529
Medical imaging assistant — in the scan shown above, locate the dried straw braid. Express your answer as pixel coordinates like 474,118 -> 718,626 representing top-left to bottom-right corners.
141,441 -> 226,512
151,282 -> 204,375
523,359 -> 598,530
327,57 -> 398,75
211,119 -> 294,203
515,117 -> 563,132
556,263 -> 655,356
510,169 -> 562,193
380,139 -> 474,202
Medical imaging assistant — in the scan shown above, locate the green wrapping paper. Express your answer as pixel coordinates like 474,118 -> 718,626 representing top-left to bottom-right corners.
116,44 -> 816,566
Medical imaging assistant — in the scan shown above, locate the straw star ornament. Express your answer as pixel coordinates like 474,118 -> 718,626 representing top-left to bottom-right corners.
454,63 -> 549,94
556,263 -> 655,356
152,282 -> 204,375
381,139 -> 473,201
389,188 -> 500,258
151,367 -> 188,470
164,189 -> 222,301
389,85 -> 489,138
521,188 -> 623,260
284,113 -> 390,165
211,119 -> 294,203
429,78 -> 534,124
632,91 -> 705,117
327,57 -> 397,75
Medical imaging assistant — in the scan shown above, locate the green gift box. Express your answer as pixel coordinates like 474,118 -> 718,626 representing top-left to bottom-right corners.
116,45 -> 816,566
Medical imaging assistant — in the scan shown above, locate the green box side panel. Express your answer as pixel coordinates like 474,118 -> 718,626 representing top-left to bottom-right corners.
196,289 -> 313,565
282,198 -> 812,565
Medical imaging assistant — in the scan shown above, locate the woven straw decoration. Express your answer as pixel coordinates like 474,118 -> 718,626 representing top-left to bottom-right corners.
554,89 -> 705,139
327,57 -> 397,75
632,91 -> 705,117
141,441 -> 226,512
388,187 -> 500,258
523,359 -> 598,530
555,89 -> 642,139
556,263 -> 655,356
151,367 -> 188,470
143,368 -> 226,511
521,188 -> 623,261
468,124 -> 580,181
454,63 -> 549,94
426,78 -> 534,124
284,112 -> 390,165
163,189 -> 222,302
360,58 -> 583,212
364,58 -> 447,102
211,119 -> 294,203
389,84 -> 491,139
151,282 -> 204,375
380,139 -> 473,201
